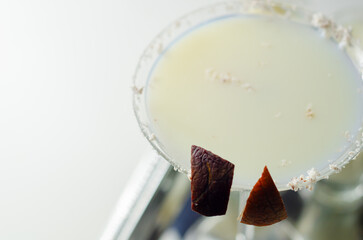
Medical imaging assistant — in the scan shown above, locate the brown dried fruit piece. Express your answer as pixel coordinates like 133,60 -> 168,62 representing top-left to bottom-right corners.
191,145 -> 235,216
241,166 -> 287,226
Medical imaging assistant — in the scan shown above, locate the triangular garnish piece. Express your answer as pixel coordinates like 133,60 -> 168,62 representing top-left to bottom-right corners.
241,166 -> 287,226
191,145 -> 235,216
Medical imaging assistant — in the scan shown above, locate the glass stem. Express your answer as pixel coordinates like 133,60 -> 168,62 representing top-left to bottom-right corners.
235,190 -> 255,240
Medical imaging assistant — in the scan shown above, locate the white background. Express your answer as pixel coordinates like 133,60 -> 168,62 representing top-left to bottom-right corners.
0,0 -> 362,239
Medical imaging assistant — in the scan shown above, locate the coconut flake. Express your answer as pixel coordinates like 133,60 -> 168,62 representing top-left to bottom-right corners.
241,83 -> 255,92
307,168 -> 320,183
205,68 -> 254,91
287,168 -> 321,191
306,103 -> 314,119
148,133 -> 156,141
311,12 -> 352,49
311,12 -> 332,29
329,164 -> 341,173
287,175 -> 305,192
132,86 -> 144,95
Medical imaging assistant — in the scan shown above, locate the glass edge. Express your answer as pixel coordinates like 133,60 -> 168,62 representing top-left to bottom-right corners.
131,0 -> 363,191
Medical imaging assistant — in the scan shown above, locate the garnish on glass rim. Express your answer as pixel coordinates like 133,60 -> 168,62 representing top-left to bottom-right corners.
190,145 -> 234,217
241,166 -> 287,226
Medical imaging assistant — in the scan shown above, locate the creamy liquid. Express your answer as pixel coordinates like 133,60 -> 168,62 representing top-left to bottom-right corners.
351,22 -> 363,46
146,16 -> 363,188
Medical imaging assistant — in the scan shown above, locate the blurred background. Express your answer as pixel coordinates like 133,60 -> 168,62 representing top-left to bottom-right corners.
0,0 -> 363,239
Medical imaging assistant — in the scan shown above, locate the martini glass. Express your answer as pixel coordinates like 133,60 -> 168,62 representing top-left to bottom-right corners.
132,1 -> 363,239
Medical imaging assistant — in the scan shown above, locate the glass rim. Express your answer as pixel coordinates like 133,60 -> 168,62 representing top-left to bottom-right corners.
132,0 -> 363,191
